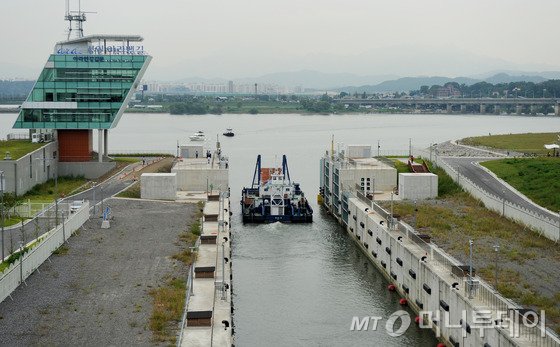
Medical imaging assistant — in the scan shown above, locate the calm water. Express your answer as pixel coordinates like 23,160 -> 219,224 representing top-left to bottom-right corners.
2,113 -> 560,346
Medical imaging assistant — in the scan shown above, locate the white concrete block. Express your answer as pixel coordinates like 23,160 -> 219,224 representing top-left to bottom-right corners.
140,173 -> 177,200
398,173 -> 438,200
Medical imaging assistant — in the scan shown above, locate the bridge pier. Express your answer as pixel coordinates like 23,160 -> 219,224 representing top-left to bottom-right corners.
530,105 -> 537,115
494,105 -> 500,114
460,104 -> 466,113
480,104 -> 486,114
446,104 -> 453,114
516,105 -> 523,115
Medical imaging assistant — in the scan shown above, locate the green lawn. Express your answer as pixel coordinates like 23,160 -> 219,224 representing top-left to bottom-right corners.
481,158 -> 560,212
23,176 -> 89,203
462,132 -> 559,155
0,140 -> 45,160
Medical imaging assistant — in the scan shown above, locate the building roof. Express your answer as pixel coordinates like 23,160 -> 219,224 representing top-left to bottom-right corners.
56,34 -> 144,45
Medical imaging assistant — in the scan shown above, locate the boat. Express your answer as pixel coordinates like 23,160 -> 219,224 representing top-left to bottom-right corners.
241,155 -> 313,223
223,128 -> 235,137
189,131 -> 205,141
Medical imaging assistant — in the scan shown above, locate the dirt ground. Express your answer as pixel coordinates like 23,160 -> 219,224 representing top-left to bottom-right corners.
0,199 -> 195,346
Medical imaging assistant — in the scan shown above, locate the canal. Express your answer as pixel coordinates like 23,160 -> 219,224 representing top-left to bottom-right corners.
2,112 -> 559,345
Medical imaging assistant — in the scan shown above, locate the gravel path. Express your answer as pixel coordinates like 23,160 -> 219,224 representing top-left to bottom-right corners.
0,199 -> 195,346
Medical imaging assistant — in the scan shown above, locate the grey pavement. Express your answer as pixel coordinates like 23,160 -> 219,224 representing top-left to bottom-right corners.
1,162 -> 141,260
442,156 -> 558,220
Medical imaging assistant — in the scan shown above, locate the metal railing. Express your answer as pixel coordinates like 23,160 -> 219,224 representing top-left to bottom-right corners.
414,147 -> 560,241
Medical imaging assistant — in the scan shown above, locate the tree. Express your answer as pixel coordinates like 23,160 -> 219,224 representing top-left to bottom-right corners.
361,92 -> 367,99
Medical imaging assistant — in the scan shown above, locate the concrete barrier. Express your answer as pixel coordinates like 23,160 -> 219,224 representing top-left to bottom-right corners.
0,201 -> 90,304
343,196 -> 560,347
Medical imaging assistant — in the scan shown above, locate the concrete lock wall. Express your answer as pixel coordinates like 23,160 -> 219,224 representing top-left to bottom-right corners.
58,161 -> 116,180
398,173 -> 438,200
140,173 -> 177,200
343,196 -> 552,347
179,145 -> 204,159
0,142 -> 58,195
172,168 -> 229,191
341,167 -> 397,192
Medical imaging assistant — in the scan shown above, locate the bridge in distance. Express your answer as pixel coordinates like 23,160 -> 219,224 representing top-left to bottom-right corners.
334,97 -> 560,115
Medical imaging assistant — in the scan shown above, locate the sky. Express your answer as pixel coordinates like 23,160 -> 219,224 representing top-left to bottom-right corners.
2,0 -> 560,81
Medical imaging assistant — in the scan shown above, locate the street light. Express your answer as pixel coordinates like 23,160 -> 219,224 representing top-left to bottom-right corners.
493,243 -> 500,289
36,157 -> 58,226
1,170 -> 5,263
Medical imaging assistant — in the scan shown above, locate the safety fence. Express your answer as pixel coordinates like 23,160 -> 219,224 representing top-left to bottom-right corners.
0,201 -> 90,304
369,198 -> 560,346
413,147 -> 560,242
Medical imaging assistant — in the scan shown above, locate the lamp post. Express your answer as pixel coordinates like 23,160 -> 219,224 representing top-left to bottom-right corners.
468,239 -> 474,299
36,157 -> 58,226
493,243 -> 500,289
1,170 -> 5,263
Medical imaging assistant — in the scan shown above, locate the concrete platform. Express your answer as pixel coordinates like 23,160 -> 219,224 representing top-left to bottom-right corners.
180,195 -> 232,347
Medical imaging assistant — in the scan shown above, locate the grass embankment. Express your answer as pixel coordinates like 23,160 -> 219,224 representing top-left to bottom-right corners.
149,278 -> 186,344
0,140 -> 44,160
23,176 -> 88,203
462,132 -> 559,155
383,159 -> 560,332
148,201 -> 203,343
481,158 -> 560,212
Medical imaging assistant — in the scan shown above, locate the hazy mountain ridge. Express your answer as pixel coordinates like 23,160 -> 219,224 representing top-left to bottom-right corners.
334,73 -> 553,93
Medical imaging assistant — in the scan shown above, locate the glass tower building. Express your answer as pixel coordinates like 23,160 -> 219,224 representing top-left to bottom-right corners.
13,35 -> 151,161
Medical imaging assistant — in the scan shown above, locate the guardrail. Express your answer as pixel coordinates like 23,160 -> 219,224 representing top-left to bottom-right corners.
413,147 -> 560,241
177,237 -> 200,347
0,201 -> 90,304
367,198 -> 560,346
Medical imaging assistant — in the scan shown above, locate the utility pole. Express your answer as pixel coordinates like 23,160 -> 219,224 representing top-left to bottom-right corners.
493,243 -> 500,289
1,170 -> 4,263
414,200 -> 418,229
408,138 -> 412,157
468,239 -> 474,299
390,192 -> 394,230
457,167 -> 460,184
502,189 -> 506,216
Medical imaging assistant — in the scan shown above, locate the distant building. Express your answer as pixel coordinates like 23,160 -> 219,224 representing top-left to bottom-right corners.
228,80 -> 234,94
435,84 -> 461,98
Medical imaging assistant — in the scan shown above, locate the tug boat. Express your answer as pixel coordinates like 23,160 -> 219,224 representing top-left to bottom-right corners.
223,128 -> 235,137
189,130 -> 205,141
241,155 -> 313,223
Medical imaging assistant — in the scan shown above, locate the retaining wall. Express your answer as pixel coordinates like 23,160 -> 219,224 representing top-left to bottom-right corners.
0,201 -> 90,304
327,193 -> 559,347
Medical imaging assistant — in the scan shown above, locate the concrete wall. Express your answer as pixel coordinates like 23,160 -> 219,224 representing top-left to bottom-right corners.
0,201 -> 90,304
58,161 -> 116,180
398,173 -> 438,200
172,168 -> 229,192
338,196 -> 554,347
340,166 -> 397,192
140,173 -> 177,200
0,142 -> 58,195
180,145 -> 204,159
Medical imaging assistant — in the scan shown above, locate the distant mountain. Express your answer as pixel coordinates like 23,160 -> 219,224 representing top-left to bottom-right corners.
173,70 -> 399,90
233,70 -> 398,89
334,73 -> 555,93
484,73 -> 546,84
0,80 -> 34,97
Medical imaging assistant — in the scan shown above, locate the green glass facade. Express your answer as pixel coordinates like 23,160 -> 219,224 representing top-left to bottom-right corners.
13,54 -> 149,129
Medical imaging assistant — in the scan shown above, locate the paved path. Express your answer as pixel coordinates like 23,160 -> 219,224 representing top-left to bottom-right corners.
1,159 -> 159,260
442,156 -> 558,220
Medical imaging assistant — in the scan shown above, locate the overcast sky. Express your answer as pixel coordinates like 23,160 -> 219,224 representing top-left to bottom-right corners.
2,0 -> 560,80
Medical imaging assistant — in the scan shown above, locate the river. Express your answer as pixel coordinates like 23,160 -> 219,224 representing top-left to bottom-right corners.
2,112 -> 559,345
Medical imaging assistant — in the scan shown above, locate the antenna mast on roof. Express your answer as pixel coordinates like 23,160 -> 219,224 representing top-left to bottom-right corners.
65,0 -> 96,40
